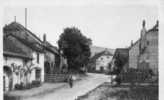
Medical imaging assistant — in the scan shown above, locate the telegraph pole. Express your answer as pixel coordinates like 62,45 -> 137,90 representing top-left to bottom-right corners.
25,8 -> 27,28
14,16 -> 16,22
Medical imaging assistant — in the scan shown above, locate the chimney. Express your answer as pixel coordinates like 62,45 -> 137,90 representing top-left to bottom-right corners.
43,34 -> 46,42
156,20 -> 159,27
25,8 -> 27,28
14,16 -> 16,22
131,40 -> 133,46
142,19 -> 146,28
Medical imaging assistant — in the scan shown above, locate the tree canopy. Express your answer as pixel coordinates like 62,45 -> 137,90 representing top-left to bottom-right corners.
113,51 -> 128,75
58,27 -> 92,71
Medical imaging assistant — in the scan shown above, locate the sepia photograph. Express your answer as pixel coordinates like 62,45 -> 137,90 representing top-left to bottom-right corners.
1,0 -> 161,100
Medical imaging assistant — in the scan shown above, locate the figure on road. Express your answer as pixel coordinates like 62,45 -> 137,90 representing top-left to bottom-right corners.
68,74 -> 73,88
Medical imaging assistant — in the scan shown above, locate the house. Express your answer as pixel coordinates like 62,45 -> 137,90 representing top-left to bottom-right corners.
138,21 -> 158,75
90,49 -> 113,73
111,48 -> 129,72
128,20 -> 158,75
3,21 -> 45,91
42,34 -> 61,81
3,34 -> 33,92
128,39 -> 140,69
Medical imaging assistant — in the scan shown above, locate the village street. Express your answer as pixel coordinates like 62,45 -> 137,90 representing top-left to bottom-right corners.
3,5 -> 159,100
24,73 -> 110,100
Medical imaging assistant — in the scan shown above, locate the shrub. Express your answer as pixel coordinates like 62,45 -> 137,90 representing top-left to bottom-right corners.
120,68 -> 154,83
115,76 -> 121,85
14,83 -> 24,90
31,80 -> 41,87
4,94 -> 20,100
25,83 -> 32,89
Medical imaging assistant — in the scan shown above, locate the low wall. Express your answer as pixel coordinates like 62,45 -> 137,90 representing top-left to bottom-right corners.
44,74 -> 69,83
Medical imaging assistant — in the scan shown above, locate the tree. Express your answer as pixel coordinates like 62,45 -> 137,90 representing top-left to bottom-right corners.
23,62 -> 36,84
11,63 -> 22,84
113,53 -> 127,75
58,27 -> 92,71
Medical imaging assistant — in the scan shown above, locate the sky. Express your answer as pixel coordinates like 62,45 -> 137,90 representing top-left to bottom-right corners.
2,0 -> 159,49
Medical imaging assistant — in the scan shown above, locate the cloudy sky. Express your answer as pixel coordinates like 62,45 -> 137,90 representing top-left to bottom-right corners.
3,0 -> 159,49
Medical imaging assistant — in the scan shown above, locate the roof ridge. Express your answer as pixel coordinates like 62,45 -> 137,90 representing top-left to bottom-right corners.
6,21 -> 42,43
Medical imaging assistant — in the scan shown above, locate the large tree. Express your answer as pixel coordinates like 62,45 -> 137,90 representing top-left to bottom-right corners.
58,27 -> 92,71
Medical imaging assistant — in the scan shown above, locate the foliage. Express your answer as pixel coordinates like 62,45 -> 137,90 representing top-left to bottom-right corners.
113,53 -> 128,75
58,27 -> 92,71
14,80 -> 41,90
77,83 -> 158,100
11,63 -> 22,76
109,86 -> 158,100
14,83 -> 24,90
31,80 -> 41,87
120,68 -> 155,83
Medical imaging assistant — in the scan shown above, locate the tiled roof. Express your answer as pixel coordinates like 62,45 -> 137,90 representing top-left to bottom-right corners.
43,41 -> 59,54
147,21 -> 158,32
90,50 -> 113,62
3,36 -> 32,59
128,39 -> 140,50
3,22 -> 44,52
3,22 -> 42,43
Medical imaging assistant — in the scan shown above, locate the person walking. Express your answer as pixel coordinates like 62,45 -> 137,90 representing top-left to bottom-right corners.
68,74 -> 73,88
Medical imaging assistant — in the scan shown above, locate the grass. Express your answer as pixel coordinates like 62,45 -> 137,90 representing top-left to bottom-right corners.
109,85 -> 158,100
77,82 -> 158,100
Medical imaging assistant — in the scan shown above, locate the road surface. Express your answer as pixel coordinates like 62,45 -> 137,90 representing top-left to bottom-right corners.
24,73 -> 110,100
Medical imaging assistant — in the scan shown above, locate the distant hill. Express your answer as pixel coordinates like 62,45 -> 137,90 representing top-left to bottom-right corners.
90,46 -> 115,57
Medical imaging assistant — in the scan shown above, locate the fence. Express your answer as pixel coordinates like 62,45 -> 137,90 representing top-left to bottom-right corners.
119,68 -> 157,83
44,73 -> 71,83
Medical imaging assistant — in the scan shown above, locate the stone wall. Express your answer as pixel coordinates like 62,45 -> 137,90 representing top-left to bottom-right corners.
129,40 -> 140,69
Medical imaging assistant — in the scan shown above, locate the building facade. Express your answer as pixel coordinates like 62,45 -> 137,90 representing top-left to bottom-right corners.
128,39 -> 140,69
3,22 -> 45,92
90,49 -> 113,73
139,21 -> 158,75
42,34 -> 62,82
95,53 -> 113,72
129,20 -> 158,75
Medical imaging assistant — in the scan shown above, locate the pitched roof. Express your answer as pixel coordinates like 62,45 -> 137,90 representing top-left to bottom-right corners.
43,41 -> 59,54
4,22 -> 42,43
90,49 -> 113,62
113,48 -> 129,60
90,46 -> 115,57
128,38 -> 140,50
147,21 -> 159,33
129,21 -> 159,50
3,35 -> 32,59
3,22 -> 44,52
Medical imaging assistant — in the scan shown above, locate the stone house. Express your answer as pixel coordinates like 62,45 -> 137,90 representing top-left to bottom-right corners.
42,34 -> 61,81
139,21 -> 158,75
3,22 -> 45,91
129,20 -> 158,75
3,35 -> 33,92
128,39 -> 140,69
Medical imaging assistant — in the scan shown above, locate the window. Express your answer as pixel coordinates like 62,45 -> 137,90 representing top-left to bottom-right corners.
100,66 -> 104,72
147,41 -> 149,45
35,69 -> 41,80
37,53 -> 40,63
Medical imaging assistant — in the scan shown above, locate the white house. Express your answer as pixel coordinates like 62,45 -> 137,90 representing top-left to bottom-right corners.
96,54 -> 113,71
91,49 -> 113,73
3,22 -> 45,92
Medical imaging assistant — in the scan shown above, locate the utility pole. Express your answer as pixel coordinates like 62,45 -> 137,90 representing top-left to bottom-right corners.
25,8 -> 27,28
14,16 -> 16,22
